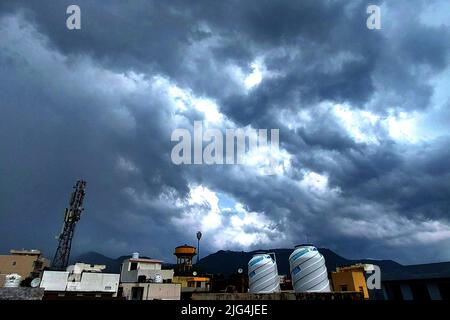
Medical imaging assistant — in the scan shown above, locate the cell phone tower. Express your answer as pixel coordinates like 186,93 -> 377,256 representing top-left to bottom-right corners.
52,180 -> 87,270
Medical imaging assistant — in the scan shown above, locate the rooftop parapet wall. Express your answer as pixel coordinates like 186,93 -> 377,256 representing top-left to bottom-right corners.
191,291 -> 363,301
0,288 -> 44,300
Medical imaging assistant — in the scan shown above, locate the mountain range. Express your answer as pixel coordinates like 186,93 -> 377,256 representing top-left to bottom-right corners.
72,248 -> 450,281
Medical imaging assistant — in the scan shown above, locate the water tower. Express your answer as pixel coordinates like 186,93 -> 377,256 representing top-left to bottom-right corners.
174,244 -> 197,275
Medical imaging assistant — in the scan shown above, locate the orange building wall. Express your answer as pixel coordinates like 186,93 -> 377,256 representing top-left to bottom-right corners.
331,268 -> 369,299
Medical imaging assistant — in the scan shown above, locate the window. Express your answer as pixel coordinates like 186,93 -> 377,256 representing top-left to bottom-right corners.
359,286 -> 365,297
438,283 -> 450,300
131,287 -> 144,300
410,283 -> 431,301
340,285 -> 348,291
386,283 -> 403,300
129,262 -> 138,271
12,261 -> 16,266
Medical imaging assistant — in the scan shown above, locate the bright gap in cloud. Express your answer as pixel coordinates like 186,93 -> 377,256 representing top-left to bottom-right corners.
297,170 -> 340,198
155,76 -> 224,124
244,60 -> 263,89
171,185 -> 281,249
227,58 -> 268,92
332,104 -> 427,144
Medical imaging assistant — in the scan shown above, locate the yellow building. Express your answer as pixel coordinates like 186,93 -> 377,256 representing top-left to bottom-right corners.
331,264 -> 369,299
172,276 -> 210,292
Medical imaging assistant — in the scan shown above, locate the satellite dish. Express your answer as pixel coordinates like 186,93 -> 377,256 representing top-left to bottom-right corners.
237,268 -> 243,274
30,278 -> 41,288
193,271 -> 198,276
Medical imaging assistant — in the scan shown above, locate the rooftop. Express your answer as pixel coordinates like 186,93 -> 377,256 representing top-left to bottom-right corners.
129,258 -> 164,264
10,249 -> 41,256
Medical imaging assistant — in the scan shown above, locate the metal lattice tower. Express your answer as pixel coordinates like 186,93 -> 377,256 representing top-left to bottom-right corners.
52,180 -> 87,270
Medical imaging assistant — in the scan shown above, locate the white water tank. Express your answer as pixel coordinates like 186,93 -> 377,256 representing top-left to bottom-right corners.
248,253 -> 280,294
132,252 -> 139,259
289,244 -> 330,293
4,274 -> 22,288
153,273 -> 163,283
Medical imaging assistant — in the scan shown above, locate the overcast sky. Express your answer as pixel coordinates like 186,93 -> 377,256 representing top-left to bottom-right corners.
1,0 -> 450,265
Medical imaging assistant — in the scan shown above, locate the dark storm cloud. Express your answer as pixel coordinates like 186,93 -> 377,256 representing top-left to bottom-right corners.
0,15 -> 190,259
2,0 -> 447,118
1,0 -> 450,264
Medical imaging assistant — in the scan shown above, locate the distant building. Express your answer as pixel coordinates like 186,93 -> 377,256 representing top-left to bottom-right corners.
173,275 -> 210,293
383,279 -> 445,300
40,262 -> 120,298
331,262 -> 450,301
331,264 -> 370,299
0,249 -> 50,287
118,253 -> 180,300
278,275 -> 292,291
381,262 -> 450,300
120,254 -> 174,283
211,273 -> 249,293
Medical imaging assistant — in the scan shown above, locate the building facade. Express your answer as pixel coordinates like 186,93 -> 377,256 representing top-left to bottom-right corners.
331,264 -> 370,299
39,263 -> 120,298
119,283 -> 181,300
173,275 -> 211,293
382,279 -> 448,300
118,253 -> 180,300
120,256 -> 174,283
0,249 -> 50,287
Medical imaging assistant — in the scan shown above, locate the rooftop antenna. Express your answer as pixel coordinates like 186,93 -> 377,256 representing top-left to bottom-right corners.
52,180 -> 87,270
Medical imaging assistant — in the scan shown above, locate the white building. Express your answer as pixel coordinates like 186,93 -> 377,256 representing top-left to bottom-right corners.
119,282 -> 181,300
40,263 -> 120,298
120,255 -> 174,283
119,253 -> 180,300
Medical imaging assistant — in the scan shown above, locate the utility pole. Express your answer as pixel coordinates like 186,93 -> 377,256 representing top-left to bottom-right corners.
196,231 -> 202,264
52,180 -> 87,270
